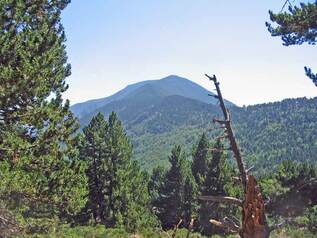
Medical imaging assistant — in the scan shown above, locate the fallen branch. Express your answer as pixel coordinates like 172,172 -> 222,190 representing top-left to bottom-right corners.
199,195 -> 243,206
210,217 -> 240,233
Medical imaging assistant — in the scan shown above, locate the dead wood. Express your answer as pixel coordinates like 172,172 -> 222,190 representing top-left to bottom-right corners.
199,195 -> 243,206
204,74 -> 269,238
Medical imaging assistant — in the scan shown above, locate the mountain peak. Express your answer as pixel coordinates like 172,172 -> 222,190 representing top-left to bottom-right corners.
161,75 -> 184,80
71,75 -> 235,118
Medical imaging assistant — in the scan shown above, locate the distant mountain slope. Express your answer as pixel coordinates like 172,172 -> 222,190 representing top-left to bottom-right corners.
71,76 -> 317,171
128,97 -> 317,171
71,75 -> 234,118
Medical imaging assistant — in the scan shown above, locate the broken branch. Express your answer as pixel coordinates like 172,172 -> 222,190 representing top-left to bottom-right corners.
210,218 -> 240,233
199,195 -> 243,207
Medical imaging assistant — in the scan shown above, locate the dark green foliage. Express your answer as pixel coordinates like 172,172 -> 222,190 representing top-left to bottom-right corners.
0,0 -> 87,230
307,205 -> 317,232
230,97 -> 317,171
266,2 -> 317,86
76,91 -> 317,172
260,160 -> 317,233
149,166 -> 166,211
198,140 -> 237,236
182,164 -> 198,226
265,160 -> 317,217
192,133 -> 210,188
155,145 -> 185,229
154,145 -> 197,229
79,112 -> 156,231
79,113 -> 109,224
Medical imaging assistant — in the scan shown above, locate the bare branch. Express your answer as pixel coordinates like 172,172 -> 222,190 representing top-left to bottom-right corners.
210,218 -> 240,233
246,166 -> 254,174
199,195 -> 243,207
214,134 -> 228,141
206,74 -> 247,192
208,147 -> 232,153
213,118 -> 229,125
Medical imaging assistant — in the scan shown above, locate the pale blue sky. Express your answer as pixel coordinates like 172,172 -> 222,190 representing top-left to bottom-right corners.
62,0 -> 316,106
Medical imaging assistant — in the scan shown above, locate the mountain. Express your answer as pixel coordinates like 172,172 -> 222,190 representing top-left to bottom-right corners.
129,96 -> 317,171
71,76 -> 317,171
71,75 -> 234,118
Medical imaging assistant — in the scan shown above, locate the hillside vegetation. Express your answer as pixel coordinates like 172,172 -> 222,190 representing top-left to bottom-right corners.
73,84 -> 317,170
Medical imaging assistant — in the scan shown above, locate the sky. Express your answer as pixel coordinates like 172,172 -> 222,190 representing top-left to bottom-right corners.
61,0 -> 316,106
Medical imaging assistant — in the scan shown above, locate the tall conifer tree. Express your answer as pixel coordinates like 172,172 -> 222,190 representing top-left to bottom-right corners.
198,140 -> 236,236
80,112 -> 155,231
155,145 -> 197,229
157,145 -> 185,229
192,133 -> 210,188
0,0 -> 87,227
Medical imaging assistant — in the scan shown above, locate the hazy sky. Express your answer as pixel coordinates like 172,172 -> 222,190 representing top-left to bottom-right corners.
62,0 -> 316,106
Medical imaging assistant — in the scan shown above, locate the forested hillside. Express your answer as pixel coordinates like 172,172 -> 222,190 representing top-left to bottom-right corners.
1,0 -> 316,237
74,90 -> 317,170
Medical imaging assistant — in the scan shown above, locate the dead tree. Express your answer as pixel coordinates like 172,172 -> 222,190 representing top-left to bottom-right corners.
200,74 -> 270,238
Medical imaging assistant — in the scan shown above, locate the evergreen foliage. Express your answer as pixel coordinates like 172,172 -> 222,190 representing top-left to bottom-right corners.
0,1 -> 316,236
76,92 -> 317,171
266,1 -> 317,86
192,133 -> 210,188
79,112 -> 156,231
197,140 -> 238,236
260,160 -> 317,233
0,0 -> 87,231
154,145 -> 197,229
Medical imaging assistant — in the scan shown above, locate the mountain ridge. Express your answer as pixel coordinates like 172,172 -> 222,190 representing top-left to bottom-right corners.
71,75 -> 234,118
70,76 -> 317,171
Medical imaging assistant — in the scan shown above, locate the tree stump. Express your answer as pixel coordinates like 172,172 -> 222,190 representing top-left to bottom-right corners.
241,175 -> 269,238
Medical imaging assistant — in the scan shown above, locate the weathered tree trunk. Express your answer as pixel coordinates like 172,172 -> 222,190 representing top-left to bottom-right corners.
202,74 -> 270,238
241,175 -> 269,238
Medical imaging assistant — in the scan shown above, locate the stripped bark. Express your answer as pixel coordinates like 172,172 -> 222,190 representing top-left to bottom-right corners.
210,217 -> 240,233
206,74 -> 247,192
241,175 -> 269,238
202,74 -> 269,237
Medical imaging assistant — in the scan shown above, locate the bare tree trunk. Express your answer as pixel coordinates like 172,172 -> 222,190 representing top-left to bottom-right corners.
241,175 -> 269,238
202,74 -> 270,238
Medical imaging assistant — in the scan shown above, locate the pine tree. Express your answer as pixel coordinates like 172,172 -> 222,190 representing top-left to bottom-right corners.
182,171 -> 198,226
156,145 -> 186,229
192,133 -> 210,188
0,0 -> 87,227
266,2 -> 317,86
198,140 -> 236,236
149,166 -> 166,213
79,113 -> 108,224
80,112 -> 155,231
